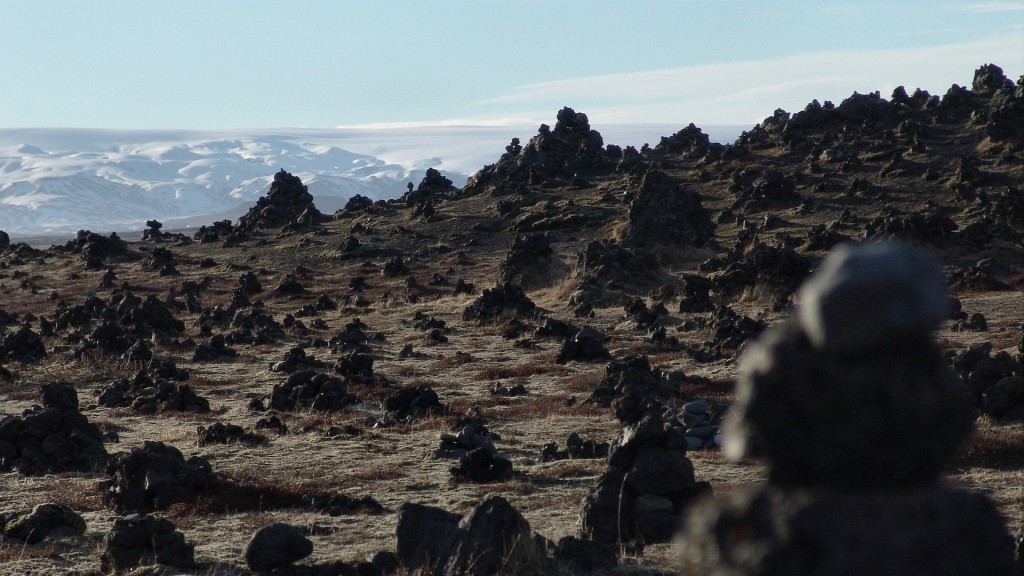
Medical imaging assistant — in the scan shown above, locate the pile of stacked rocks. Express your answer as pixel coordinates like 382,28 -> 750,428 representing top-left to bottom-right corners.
270,345 -> 328,374
384,385 -> 442,422
589,355 -> 677,423
269,369 -> 355,412
677,241 -> 1018,575
397,495 -> 617,575
190,333 -> 238,362
232,169 -> 324,239
699,241 -> 811,297
462,107 -> 611,196
100,514 -> 196,573
97,371 -> 211,414
497,232 -> 555,287
555,327 -> 611,364
540,432 -> 609,462
225,307 -> 286,345
672,399 -> 722,451
677,274 -> 714,313
0,324 -> 47,363
0,502 -> 86,544
577,410 -> 711,544
192,219 -> 233,244
196,422 -> 267,447
401,167 -> 457,207
575,239 -> 664,292
622,168 -> 715,249
0,383 -> 109,475
462,283 -> 538,324
951,342 -> 1024,421
434,423 -> 494,459
654,122 -> 714,158
100,441 -> 215,514
55,230 -> 130,270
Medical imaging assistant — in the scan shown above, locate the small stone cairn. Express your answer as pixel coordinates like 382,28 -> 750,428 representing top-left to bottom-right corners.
676,241 -> 1018,575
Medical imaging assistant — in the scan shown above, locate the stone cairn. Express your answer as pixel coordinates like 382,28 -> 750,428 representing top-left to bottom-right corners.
676,241 -> 1018,575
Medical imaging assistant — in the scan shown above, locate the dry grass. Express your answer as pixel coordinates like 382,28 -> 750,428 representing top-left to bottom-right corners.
472,363 -> 569,381
952,421 -> 1024,470
493,393 -> 607,420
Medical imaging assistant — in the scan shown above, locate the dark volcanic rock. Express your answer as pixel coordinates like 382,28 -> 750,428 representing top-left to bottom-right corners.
462,283 -> 537,324
384,385 -> 442,421
623,169 -> 714,249
100,514 -> 196,574
196,422 -> 267,447
578,413 -> 709,544
402,167 -> 457,207
56,230 -> 130,269
540,432 -> 609,462
728,313 -> 971,488
270,370 -> 355,412
396,496 -> 554,576
555,327 -> 611,364
97,371 -> 211,414
450,447 -> 514,483
497,233 -> 555,286
576,239 -> 663,291
0,502 -> 86,544
244,522 -> 314,572
0,383 -> 109,475
100,441 -> 215,514
700,241 -> 812,297
655,122 -> 713,158
0,324 -> 47,363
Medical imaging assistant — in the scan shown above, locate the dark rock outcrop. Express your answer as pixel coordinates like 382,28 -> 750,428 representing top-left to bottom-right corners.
100,441 -> 215,514
100,514 -> 196,574
623,169 -> 714,249
462,283 -> 537,324
396,496 -> 566,576
0,502 -> 86,544
0,383 -> 108,475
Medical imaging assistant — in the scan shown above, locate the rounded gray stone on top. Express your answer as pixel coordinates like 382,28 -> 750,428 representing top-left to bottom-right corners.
796,240 -> 949,355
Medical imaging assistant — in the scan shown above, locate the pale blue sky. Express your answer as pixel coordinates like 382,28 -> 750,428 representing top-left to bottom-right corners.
2,0 -> 1022,129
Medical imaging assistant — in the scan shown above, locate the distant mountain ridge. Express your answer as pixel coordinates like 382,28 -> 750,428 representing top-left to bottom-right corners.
0,125 -> 744,237
0,130 -> 431,236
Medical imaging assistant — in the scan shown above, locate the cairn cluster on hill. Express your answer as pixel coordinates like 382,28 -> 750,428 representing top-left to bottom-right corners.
676,241 -> 1018,575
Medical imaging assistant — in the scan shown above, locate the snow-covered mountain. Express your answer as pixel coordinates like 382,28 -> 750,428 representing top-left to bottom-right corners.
0,124 -> 744,237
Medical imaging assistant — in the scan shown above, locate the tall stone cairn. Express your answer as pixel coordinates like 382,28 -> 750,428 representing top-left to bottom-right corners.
676,241 -> 1018,576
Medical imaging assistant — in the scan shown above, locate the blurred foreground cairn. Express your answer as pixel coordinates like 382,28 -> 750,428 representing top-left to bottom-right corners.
676,241 -> 1018,576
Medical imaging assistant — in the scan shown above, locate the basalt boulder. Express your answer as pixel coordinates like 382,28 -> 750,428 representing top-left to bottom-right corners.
462,283 -> 538,324
0,502 -> 86,544
100,441 -> 215,514
0,383 -> 109,475
100,514 -> 196,574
